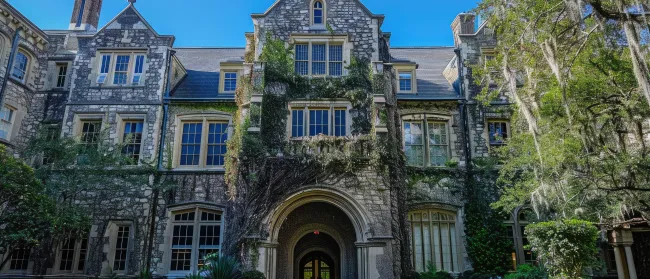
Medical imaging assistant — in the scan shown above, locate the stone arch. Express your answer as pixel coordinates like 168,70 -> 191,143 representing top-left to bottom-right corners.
289,224 -> 347,279
265,187 -> 372,243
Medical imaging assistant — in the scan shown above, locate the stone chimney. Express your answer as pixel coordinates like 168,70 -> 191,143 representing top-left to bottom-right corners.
69,0 -> 103,31
451,13 -> 476,47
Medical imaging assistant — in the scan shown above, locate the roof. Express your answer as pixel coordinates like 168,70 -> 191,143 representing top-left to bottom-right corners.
390,47 -> 459,99
171,48 -> 246,100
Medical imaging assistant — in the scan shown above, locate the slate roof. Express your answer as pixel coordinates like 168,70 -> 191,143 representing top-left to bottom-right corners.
390,47 -> 460,100
172,48 -> 246,100
171,47 -> 458,100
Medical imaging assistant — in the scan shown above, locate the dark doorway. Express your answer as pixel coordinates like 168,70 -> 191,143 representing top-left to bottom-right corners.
300,251 -> 335,279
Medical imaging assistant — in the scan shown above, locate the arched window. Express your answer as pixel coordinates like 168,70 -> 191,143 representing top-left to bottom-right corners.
168,206 -> 223,274
313,1 -> 324,25
11,50 -> 29,83
409,210 -> 459,273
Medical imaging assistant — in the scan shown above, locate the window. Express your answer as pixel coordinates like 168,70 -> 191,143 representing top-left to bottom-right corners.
0,105 -> 15,140
313,1 -> 324,24
9,247 -> 30,270
178,117 -> 229,168
11,51 -> 29,82
169,208 -> 222,273
291,107 -> 348,137
56,63 -> 68,88
505,208 -> 538,270
223,72 -> 237,92
59,239 -> 76,271
488,120 -> 508,146
399,71 -> 413,92
113,226 -> 130,272
403,115 -> 449,167
409,210 -> 458,273
79,120 -> 102,150
294,43 -> 344,76
122,121 -> 144,164
96,51 -> 146,85
57,237 -> 88,272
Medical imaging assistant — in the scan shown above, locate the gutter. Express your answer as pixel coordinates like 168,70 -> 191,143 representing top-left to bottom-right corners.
0,27 -> 23,109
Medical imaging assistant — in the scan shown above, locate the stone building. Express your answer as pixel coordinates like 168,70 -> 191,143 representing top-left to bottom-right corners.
0,0 -> 645,279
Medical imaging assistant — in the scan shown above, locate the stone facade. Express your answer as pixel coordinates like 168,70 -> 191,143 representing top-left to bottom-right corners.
0,0 -> 513,279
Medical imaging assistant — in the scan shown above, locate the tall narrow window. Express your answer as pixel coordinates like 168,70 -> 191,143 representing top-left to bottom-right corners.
11,51 -> 29,82
180,122 -> 202,166
312,44 -> 326,75
0,106 -> 15,140
329,45 -> 343,76
409,210 -> 458,273
122,121 -> 144,164
56,64 -> 68,88
334,109 -> 346,136
399,71 -> 413,92
488,121 -> 508,146
77,238 -> 88,272
10,247 -> 30,270
404,121 -> 424,166
292,110 -> 304,137
170,208 -> 223,272
309,109 -> 329,136
97,54 -> 111,84
313,1 -> 324,24
80,121 -> 102,150
59,239 -> 76,271
113,55 -> 130,85
295,44 -> 309,75
223,72 -> 238,92
206,122 -> 228,166
113,226 -> 130,272
132,55 -> 145,85
428,122 -> 448,166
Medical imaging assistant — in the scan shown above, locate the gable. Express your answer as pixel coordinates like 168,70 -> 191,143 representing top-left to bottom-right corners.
95,4 -> 173,43
253,0 -> 383,22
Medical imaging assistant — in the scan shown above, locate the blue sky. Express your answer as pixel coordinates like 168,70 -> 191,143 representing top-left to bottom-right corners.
8,0 -> 479,47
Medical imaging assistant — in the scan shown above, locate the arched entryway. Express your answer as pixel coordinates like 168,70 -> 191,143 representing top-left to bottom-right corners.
299,251 -> 336,279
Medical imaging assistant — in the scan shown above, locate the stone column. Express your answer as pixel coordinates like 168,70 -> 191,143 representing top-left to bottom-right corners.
624,245 -> 638,279
356,243 -> 385,279
256,243 -> 278,279
613,246 -> 626,279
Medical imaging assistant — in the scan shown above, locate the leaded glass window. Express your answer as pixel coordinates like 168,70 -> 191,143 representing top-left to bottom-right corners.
409,210 -> 458,273
295,44 -> 309,75
329,45 -> 343,76
170,208 -> 223,273
312,44 -> 326,75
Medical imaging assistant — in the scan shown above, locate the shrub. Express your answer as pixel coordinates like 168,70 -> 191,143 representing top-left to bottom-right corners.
203,254 -> 242,279
242,270 -> 265,279
419,263 -> 454,279
504,264 -> 546,279
525,219 -> 599,279
185,272 -> 203,279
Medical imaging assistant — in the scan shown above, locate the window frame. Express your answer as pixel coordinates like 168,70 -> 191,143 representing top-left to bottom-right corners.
402,114 -> 452,167
174,115 -> 232,170
311,0 -> 325,25
95,51 -> 147,86
118,114 -> 147,165
166,205 -> 225,276
75,117 -> 103,151
0,105 -> 16,141
486,119 -> 509,147
219,63 -> 243,93
55,63 -> 69,89
105,221 -> 134,275
395,64 -> 417,93
53,236 -> 89,274
408,209 -> 461,273
291,35 -> 348,77
11,50 -> 30,83
288,102 -> 351,138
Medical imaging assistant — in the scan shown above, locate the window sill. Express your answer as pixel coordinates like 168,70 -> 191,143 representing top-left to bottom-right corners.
169,167 -> 226,174
9,77 -> 32,91
90,85 -> 146,89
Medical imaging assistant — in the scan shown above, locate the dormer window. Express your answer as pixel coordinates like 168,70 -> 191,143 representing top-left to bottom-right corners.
313,1 -> 324,25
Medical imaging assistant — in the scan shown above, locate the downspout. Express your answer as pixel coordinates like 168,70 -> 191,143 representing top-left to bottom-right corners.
0,27 -> 23,109
146,47 -> 175,273
454,48 -> 472,172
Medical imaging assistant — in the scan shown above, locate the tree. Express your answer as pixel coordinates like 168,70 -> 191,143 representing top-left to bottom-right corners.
526,220 -> 599,279
476,0 -> 650,223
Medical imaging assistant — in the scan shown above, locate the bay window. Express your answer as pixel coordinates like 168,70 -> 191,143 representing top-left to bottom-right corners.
403,115 -> 450,167
96,51 -> 146,86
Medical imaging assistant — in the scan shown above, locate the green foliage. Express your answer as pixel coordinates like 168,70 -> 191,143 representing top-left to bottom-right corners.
418,262 -> 454,279
137,269 -> 153,279
504,264 -> 547,279
525,220 -> 599,278
203,254 -> 243,279
242,270 -> 266,279
185,272 -> 204,279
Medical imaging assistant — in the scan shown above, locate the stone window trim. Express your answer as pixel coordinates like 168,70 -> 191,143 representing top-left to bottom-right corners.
311,0 -> 327,26
117,114 -> 148,165
172,114 -> 233,170
92,49 -> 148,87
287,101 -> 352,138
485,119 -> 510,148
219,62 -> 243,93
394,63 -> 417,94
10,48 -> 34,85
55,63 -> 69,89
0,247 -> 33,273
0,104 -> 16,142
402,113 -> 453,167
103,220 -> 135,275
163,203 -> 226,277
504,207 -> 537,269
52,235 -> 90,274
72,114 -> 106,142
290,35 -> 351,77
408,208 -> 462,273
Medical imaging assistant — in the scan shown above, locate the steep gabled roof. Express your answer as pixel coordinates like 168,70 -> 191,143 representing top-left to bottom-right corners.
391,47 -> 459,99
252,0 -> 384,24
92,3 -> 174,44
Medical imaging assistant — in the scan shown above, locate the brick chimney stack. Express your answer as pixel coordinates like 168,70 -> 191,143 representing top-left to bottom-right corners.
451,13 -> 476,47
69,0 -> 103,31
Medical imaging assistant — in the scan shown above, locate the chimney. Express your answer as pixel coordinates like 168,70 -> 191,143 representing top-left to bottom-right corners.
69,0 -> 103,31
451,13 -> 476,47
